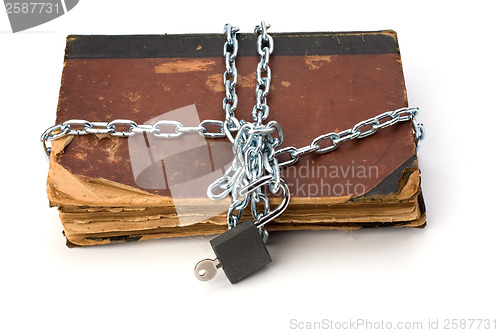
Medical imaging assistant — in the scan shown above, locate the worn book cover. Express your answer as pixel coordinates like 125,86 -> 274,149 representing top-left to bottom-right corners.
46,31 -> 425,246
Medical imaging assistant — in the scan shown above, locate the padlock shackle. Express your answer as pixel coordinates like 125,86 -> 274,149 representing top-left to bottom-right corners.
238,175 -> 290,228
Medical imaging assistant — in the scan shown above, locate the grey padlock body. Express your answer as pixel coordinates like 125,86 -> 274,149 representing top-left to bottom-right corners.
210,219 -> 271,283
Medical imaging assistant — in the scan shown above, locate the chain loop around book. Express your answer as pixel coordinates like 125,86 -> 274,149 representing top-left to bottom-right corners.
40,107 -> 424,165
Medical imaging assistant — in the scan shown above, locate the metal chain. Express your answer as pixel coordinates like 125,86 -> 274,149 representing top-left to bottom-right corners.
222,23 -> 241,142
275,107 -> 425,167
207,21 -> 289,241
41,108 -> 425,166
252,22 -> 274,123
40,118 -> 226,160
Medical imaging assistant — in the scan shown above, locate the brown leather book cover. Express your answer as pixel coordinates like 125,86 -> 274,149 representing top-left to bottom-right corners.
46,31 -> 425,246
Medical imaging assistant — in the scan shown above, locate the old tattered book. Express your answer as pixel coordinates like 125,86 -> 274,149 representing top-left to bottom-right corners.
45,31 -> 425,246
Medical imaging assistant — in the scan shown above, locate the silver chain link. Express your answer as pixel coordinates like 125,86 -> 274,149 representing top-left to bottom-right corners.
252,22 -> 274,123
222,24 -> 241,143
275,107 -> 425,167
40,118 -> 226,160
41,108 -> 424,166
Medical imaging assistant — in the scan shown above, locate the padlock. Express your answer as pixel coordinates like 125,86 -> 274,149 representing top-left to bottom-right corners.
194,177 -> 289,283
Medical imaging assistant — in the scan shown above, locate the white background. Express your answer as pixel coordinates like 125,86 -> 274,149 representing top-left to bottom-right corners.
1,1 -> 499,332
